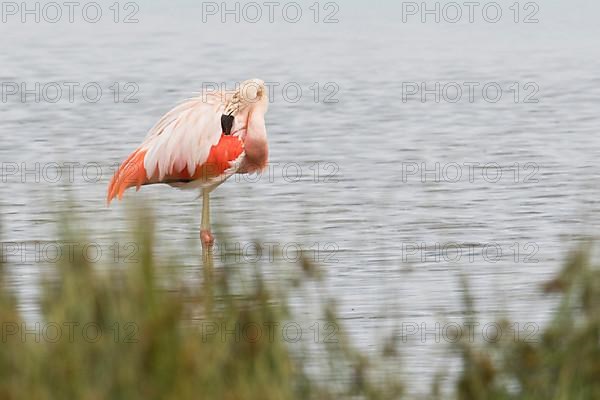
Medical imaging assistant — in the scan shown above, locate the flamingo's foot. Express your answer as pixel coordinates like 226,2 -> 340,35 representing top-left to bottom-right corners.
201,229 -> 215,248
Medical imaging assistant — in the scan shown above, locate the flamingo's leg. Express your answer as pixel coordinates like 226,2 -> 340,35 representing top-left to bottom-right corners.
201,189 -> 215,248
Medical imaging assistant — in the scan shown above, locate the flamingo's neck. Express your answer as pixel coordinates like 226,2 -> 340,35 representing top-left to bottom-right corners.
243,110 -> 268,172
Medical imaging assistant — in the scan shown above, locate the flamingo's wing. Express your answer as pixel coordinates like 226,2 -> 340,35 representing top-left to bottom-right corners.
107,94 -> 244,203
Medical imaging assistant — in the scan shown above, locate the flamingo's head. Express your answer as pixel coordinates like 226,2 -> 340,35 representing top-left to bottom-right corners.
240,79 -> 268,108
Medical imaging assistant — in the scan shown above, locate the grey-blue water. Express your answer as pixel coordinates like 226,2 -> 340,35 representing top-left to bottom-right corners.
1,0 -> 600,394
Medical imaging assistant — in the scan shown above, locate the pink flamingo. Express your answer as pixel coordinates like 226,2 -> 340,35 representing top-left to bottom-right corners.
107,79 -> 269,248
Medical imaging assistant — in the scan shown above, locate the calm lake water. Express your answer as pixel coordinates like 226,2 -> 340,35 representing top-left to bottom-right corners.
1,0 -> 600,394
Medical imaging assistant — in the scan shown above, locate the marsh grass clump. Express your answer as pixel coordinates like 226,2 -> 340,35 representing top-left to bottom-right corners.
0,213 -> 401,400
454,248 -> 600,400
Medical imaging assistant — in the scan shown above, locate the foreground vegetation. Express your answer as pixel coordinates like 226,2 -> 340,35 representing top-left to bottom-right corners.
453,248 -> 600,400
0,213 -> 598,399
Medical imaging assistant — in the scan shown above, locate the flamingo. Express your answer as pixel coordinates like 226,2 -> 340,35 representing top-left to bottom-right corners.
107,79 -> 269,248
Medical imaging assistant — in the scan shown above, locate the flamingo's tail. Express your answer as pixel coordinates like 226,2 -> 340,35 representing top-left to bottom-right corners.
107,150 -> 148,205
